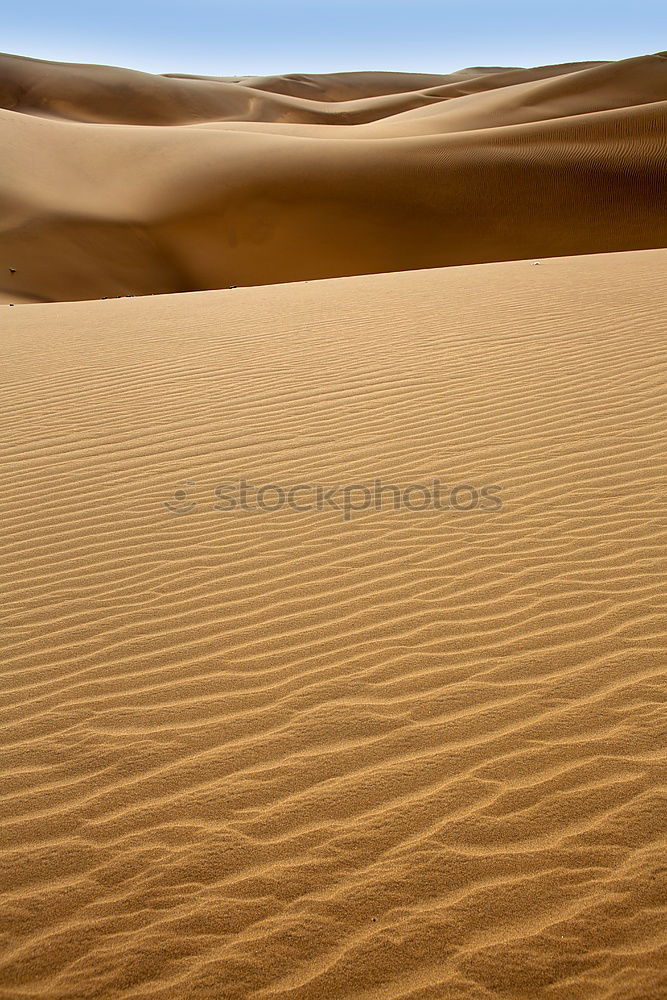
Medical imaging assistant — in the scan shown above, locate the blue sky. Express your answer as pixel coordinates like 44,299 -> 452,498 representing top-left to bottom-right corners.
4,1 -> 666,76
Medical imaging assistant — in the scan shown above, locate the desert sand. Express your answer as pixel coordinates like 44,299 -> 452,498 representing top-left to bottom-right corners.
1,248 -> 666,998
1,51 -> 667,302
1,49 -> 667,1000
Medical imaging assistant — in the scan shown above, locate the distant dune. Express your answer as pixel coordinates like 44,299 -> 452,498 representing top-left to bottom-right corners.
1,51 -> 667,301
1,250 -> 666,998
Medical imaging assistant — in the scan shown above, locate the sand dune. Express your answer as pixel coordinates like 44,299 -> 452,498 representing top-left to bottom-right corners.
1,250 -> 666,998
1,51 -> 666,302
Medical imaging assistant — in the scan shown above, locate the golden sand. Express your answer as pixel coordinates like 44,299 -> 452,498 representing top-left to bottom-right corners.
1,248 -> 665,997
1,52 -> 667,303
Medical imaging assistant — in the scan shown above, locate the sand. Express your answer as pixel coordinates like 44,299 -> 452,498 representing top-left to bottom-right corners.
1,247 -> 666,998
1,51 -> 667,302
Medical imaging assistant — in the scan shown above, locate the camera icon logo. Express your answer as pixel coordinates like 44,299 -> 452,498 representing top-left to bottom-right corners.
164,481 -> 198,515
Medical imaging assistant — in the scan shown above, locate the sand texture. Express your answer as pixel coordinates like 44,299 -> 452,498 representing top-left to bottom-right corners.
1,249 -> 666,998
1,51 -> 667,302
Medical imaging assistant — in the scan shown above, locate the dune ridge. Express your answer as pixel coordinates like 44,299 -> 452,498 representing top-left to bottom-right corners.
1,250 -> 666,998
1,51 -> 667,302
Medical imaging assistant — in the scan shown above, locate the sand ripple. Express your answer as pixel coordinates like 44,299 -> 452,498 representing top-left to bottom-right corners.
0,250 -> 665,997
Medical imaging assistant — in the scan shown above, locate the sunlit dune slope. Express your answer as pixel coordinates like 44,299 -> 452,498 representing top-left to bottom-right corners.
1,51 -> 666,302
0,250 -> 666,998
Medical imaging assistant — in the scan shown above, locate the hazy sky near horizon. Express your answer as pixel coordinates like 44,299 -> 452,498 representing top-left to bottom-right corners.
4,0 -> 666,76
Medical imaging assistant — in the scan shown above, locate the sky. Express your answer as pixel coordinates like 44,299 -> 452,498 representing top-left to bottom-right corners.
3,0 -> 666,76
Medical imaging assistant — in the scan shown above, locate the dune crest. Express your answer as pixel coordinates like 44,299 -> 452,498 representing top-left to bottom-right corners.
0,51 -> 666,302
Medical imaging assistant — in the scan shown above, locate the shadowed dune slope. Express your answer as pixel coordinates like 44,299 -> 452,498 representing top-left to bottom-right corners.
0,250 -> 666,998
1,51 -> 666,301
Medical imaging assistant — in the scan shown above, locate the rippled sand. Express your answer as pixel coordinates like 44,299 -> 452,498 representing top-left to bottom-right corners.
1,249 -> 666,998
